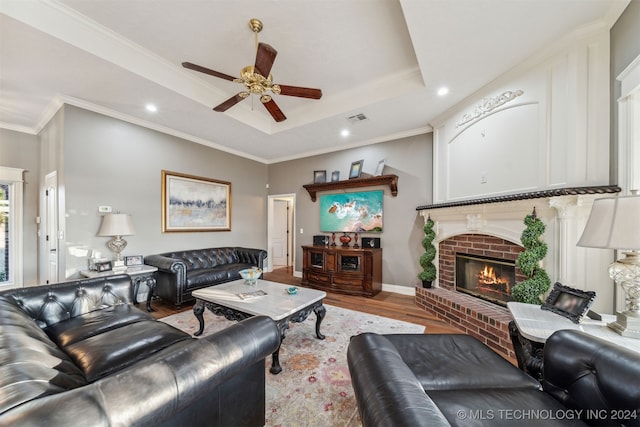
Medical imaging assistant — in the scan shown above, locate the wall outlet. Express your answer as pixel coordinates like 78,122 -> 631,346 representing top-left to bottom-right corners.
98,206 -> 112,213
480,172 -> 487,184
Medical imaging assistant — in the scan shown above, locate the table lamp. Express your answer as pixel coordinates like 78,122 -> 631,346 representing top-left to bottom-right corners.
98,213 -> 135,270
577,195 -> 640,338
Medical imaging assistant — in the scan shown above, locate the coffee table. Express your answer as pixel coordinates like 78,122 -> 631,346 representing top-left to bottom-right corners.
191,279 -> 327,374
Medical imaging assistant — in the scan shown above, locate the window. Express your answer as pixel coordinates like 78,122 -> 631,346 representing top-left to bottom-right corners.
0,167 -> 24,289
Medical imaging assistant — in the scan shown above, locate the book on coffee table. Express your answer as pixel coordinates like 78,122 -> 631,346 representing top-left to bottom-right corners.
237,290 -> 268,300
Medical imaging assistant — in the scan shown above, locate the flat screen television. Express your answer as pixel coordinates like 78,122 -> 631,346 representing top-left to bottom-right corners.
319,190 -> 383,233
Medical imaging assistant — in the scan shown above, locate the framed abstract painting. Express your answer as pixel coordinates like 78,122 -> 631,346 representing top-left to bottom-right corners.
162,170 -> 231,232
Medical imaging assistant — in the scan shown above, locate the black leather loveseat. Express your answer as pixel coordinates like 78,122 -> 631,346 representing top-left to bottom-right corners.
145,246 -> 267,308
348,330 -> 640,426
0,274 -> 280,426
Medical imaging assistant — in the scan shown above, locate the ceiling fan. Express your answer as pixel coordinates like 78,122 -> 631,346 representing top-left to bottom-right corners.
182,18 -> 322,122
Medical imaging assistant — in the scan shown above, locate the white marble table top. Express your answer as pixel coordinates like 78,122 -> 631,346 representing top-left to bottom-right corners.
80,264 -> 158,278
192,279 -> 326,322
508,301 -> 640,354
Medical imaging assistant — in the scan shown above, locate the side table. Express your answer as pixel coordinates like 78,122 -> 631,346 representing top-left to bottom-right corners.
508,301 -> 640,381
80,265 -> 158,312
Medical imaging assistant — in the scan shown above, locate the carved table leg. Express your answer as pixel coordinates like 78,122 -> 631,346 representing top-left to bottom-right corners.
270,321 -> 290,375
193,299 -> 206,337
144,275 -> 157,312
314,304 -> 326,340
131,276 -> 141,305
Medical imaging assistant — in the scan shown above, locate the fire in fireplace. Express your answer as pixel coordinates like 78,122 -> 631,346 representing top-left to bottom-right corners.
455,254 -> 515,306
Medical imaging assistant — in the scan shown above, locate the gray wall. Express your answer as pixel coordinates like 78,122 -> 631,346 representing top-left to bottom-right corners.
0,128 -> 40,285
268,133 -> 433,289
611,0 -> 640,184
61,106 -> 268,278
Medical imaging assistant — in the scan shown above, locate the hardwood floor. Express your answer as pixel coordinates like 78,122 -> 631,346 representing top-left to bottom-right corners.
149,266 -> 462,334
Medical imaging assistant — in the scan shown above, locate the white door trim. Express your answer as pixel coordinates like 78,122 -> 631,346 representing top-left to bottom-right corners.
267,193 -> 296,273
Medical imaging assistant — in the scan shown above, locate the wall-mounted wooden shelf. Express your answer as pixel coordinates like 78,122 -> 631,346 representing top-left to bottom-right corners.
303,174 -> 399,202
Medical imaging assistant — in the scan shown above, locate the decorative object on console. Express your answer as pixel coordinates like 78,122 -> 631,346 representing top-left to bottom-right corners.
339,232 -> 352,247
331,170 -> 340,182
124,255 -> 143,266
541,282 -> 596,323
512,208 -> 551,304
313,170 -> 326,184
313,235 -> 329,246
353,233 -> 359,249
98,213 -> 135,271
181,19 -> 322,123
162,170 -> 231,232
94,260 -> 113,272
349,159 -> 363,179
331,232 -> 336,246
417,215 -> 436,288
361,237 -> 381,248
320,190 -> 383,233
577,194 -> 640,338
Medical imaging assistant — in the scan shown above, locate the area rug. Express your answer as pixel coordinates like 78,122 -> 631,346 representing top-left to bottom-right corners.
160,304 -> 425,427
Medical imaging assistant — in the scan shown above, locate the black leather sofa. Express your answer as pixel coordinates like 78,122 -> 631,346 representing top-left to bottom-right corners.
0,274 -> 280,426
347,330 -> 640,427
145,246 -> 267,308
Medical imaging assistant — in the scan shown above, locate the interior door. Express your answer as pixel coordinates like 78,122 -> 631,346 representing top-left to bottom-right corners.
44,171 -> 58,284
272,200 -> 289,267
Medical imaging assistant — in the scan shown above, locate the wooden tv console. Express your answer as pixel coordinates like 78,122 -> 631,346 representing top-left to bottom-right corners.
301,245 -> 382,297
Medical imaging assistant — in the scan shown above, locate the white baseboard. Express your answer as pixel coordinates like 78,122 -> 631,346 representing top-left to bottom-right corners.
382,283 -> 416,296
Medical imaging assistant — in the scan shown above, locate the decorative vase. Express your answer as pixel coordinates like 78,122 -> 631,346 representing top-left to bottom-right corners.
422,280 -> 432,289
353,233 -> 360,249
339,232 -> 352,247
331,232 -> 337,247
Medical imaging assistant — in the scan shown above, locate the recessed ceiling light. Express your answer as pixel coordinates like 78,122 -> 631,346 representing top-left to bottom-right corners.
437,87 -> 449,97
145,103 -> 158,113
341,129 -> 350,137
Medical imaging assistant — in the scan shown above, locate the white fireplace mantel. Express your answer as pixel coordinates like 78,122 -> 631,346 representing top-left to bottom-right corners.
418,189 -> 619,314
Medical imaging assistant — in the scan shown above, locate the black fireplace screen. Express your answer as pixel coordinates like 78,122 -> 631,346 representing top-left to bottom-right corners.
455,254 -> 515,306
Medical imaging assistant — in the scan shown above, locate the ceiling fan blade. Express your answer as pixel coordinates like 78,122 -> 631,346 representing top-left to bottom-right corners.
182,62 -> 237,81
278,85 -> 323,99
254,42 -> 278,77
262,98 -> 287,122
213,94 -> 246,112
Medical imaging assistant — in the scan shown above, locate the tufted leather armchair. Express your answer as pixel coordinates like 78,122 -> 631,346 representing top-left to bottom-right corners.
0,275 -> 281,426
348,330 -> 640,427
145,246 -> 267,308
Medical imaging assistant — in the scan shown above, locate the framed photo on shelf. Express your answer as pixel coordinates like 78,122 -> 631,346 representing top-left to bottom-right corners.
331,170 -> 340,182
124,255 -> 143,266
314,170 -> 327,184
374,159 -> 386,176
541,282 -> 596,323
349,160 -> 364,179
95,260 -> 113,272
162,170 -> 231,232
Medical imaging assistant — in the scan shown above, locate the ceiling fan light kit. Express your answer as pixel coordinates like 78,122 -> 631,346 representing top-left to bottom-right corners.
183,18 -> 322,122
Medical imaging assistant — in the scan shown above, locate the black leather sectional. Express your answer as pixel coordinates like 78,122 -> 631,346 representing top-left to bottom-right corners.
348,330 -> 640,427
145,246 -> 267,308
0,274 -> 280,426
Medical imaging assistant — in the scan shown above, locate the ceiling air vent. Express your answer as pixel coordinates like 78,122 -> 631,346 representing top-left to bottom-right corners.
346,113 -> 368,124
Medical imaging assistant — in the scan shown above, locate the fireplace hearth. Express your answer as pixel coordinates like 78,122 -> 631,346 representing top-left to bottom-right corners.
456,254 -> 515,306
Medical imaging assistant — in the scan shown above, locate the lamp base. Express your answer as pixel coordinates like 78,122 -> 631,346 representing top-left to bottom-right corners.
608,311 -> 640,339
112,260 -> 127,273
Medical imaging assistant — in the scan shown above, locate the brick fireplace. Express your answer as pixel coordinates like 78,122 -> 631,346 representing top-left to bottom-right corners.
440,234 -> 526,303
415,186 -> 620,361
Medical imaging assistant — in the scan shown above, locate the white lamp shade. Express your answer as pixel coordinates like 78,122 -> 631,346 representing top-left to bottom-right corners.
577,195 -> 640,250
98,213 -> 135,236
